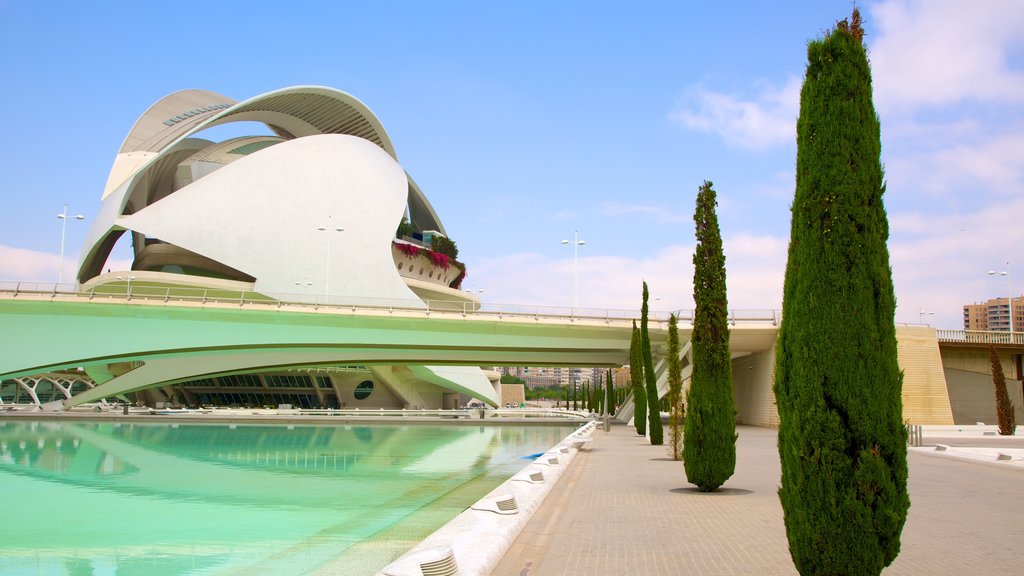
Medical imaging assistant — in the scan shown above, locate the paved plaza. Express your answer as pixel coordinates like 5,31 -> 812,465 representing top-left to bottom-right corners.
493,423 -> 1024,575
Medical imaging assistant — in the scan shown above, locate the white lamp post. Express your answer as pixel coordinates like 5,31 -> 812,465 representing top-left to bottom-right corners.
317,220 -> 344,297
918,307 -> 934,325
57,204 -> 84,285
117,275 -> 135,298
988,265 -> 1013,333
560,230 -> 586,310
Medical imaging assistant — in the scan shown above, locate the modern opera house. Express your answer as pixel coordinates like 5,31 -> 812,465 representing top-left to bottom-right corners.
55,85 -> 500,410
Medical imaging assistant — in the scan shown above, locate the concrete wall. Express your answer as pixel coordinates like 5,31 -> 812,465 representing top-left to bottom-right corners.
732,348 -> 779,428
330,372 -> 405,409
941,348 -> 1019,380
944,368 -> 1024,425
501,384 -> 525,406
896,325 -> 954,425
729,326 -> 955,427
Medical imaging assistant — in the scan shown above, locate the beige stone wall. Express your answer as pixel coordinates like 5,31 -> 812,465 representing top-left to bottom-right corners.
732,347 -> 779,428
501,383 -> 525,406
896,325 -> 954,425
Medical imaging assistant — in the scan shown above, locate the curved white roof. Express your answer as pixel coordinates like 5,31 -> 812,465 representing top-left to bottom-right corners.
81,85 -> 447,284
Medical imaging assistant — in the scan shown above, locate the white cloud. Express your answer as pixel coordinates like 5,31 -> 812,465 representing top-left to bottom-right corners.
0,244 -> 131,286
669,77 -> 800,150
0,245 -> 63,283
888,195 -> 1024,329
886,131 -> 1024,202
600,202 -> 690,224
870,0 -> 1024,111
468,233 -> 788,317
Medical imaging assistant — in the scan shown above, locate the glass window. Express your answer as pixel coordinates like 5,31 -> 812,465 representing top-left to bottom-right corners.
354,380 -> 374,400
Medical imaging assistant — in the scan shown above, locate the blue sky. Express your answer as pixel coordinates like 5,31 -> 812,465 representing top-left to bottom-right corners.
1,1 -> 1022,329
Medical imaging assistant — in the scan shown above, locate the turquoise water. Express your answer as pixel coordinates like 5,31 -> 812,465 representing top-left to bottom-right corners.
0,420 -> 577,575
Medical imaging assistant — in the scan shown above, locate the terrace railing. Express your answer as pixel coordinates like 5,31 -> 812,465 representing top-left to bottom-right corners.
936,329 -> 1024,346
0,281 -> 781,326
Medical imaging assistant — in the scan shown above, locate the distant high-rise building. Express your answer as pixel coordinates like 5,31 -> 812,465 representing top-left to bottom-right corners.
963,296 -> 1024,332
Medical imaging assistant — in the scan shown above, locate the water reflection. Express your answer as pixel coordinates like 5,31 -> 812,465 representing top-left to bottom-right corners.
0,420 -> 576,575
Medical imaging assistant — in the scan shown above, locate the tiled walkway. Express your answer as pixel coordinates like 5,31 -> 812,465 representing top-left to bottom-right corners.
492,424 -> 1024,575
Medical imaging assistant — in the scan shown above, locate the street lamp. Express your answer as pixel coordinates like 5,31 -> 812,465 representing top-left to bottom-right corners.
918,307 -> 935,325
117,275 -> 135,298
317,220 -> 344,297
560,230 -> 586,310
987,265 -> 1013,333
57,204 -> 84,285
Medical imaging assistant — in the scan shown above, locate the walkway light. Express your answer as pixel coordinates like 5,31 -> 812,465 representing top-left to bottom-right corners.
987,266 -> 1013,333
560,230 -> 586,311
117,275 -> 135,298
56,204 -> 85,286
918,307 -> 935,325
317,219 -> 344,297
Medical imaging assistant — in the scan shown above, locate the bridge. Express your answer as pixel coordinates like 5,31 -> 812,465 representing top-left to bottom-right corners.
0,283 -> 780,411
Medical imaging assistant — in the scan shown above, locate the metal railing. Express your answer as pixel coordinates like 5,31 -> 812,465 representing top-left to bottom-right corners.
74,404 -> 592,420
0,281 -> 782,326
936,329 -> 1024,345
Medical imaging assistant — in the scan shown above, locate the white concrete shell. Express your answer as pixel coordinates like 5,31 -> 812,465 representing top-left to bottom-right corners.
79,86 -> 445,286
67,86 -> 497,407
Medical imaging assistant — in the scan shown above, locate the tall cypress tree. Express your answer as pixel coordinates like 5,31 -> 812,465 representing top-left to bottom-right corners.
666,314 -> 684,460
641,281 -> 664,445
684,181 -> 736,490
774,9 -> 909,574
602,366 -> 610,412
990,346 -> 1017,436
630,321 -> 647,435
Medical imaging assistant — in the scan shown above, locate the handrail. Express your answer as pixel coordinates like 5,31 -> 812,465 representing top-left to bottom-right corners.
0,281 -> 783,325
936,329 -> 1024,345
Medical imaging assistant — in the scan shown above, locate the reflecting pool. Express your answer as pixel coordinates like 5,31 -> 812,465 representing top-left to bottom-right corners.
0,420 -> 578,575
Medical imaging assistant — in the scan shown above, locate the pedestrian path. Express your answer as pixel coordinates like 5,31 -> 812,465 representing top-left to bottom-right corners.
492,423 -> 1024,575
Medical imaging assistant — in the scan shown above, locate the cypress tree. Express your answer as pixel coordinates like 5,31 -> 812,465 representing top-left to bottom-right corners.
641,281 -> 664,445
583,382 -> 589,412
684,181 -> 736,490
602,364 -> 610,414
774,9 -> 909,574
990,346 -> 1017,436
666,313 -> 684,460
630,321 -> 647,435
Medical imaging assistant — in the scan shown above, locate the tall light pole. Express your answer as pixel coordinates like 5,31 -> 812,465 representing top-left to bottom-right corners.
988,265 -> 1013,333
57,204 -> 84,285
560,230 -> 586,310
918,307 -> 934,325
117,275 -> 135,298
317,219 -> 344,298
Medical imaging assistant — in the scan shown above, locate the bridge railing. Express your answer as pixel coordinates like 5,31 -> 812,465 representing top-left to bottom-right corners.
0,281 -> 781,325
936,329 -> 1024,345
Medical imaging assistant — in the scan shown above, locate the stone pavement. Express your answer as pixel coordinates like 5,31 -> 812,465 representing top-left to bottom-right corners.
492,423 -> 1024,576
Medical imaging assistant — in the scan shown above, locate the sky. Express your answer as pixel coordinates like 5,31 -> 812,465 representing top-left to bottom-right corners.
1,0 -> 1021,330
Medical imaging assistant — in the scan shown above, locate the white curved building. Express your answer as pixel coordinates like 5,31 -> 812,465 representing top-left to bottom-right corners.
71,86 -> 498,409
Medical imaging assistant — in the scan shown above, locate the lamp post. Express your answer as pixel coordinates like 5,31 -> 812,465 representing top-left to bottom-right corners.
317,219 -> 344,298
117,275 -> 135,299
560,230 -> 586,310
988,265 -> 1013,333
918,307 -> 935,325
57,204 -> 84,285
